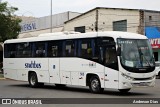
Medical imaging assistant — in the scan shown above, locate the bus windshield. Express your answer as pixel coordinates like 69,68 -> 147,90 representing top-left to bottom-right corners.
117,39 -> 155,69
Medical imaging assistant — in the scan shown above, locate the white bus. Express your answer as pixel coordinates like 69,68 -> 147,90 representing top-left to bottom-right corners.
3,31 -> 156,93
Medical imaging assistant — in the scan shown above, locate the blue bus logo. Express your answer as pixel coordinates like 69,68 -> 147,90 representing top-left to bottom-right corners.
25,61 -> 41,68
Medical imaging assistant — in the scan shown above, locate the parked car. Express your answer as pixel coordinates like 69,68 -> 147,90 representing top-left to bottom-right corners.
155,61 -> 160,79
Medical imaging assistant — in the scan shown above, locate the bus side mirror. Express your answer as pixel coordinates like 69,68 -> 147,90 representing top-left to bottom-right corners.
117,46 -> 121,56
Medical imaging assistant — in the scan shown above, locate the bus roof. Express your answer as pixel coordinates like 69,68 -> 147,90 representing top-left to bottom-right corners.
4,31 -> 147,44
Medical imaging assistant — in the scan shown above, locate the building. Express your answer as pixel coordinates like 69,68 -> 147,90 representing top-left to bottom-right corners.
64,7 -> 142,34
64,7 -> 160,34
146,28 -> 160,61
64,7 -> 160,61
18,11 -> 81,38
144,11 -> 160,61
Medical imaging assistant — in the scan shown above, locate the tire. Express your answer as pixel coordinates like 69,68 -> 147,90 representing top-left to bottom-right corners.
89,76 -> 104,93
29,72 -> 39,88
118,89 -> 131,93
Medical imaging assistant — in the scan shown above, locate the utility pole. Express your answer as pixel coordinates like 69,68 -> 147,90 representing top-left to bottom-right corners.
50,0 -> 53,33
95,9 -> 99,32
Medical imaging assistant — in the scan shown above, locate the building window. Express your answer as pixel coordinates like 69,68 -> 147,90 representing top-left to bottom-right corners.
113,20 -> 127,32
149,16 -> 152,21
74,26 -> 85,33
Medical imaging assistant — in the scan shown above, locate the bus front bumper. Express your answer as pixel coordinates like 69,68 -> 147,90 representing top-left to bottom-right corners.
121,79 -> 155,89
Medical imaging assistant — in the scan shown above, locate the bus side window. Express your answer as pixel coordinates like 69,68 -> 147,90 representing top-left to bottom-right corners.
10,51 -> 16,58
47,41 -> 62,57
16,43 -> 23,58
51,46 -> 58,57
34,42 -> 46,57
16,42 -> 31,58
23,42 -> 32,57
79,39 -> 93,58
4,44 -> 16,58
65,40 -> 76,57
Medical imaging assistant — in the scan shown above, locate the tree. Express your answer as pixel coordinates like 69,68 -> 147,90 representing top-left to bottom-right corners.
0,2 -> 21,42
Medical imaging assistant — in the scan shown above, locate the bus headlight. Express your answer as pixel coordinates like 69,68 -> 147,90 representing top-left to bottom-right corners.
121,73 -> 133,80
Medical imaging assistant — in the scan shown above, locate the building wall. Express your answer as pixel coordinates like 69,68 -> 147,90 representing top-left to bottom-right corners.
64,8 -> 140,33
98,8 -> 140,33
69,12 -> 82,20
18,26 -> 63,38
145,11 -> 160,27
64,10 -> 96,32
18,12 -> 81,38
20,12 -> 69,33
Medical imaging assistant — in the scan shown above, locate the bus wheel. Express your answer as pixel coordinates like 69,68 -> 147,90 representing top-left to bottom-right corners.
89,76 -> 104,93
29,72 -> 39,88
118,89 -> 130,93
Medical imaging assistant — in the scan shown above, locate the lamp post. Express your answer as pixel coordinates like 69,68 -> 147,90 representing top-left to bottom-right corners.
50,0 -> 53,33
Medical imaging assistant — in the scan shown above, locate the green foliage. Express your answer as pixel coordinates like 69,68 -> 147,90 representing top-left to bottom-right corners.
0,2 -> 22,42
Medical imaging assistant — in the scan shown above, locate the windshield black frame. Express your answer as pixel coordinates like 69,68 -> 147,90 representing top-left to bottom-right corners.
117,38 -> 155,73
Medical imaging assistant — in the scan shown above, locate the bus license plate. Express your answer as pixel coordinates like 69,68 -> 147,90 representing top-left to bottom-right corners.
140,82 -> 148,86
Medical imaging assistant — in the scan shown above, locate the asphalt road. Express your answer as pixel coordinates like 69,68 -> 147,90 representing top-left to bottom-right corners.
0,79 -> 160,107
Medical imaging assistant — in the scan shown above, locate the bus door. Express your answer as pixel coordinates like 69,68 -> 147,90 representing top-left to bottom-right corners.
101,45 -> 119,89
48,41 -> 61,84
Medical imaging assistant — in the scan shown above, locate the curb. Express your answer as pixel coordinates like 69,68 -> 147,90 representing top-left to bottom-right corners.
0,78 -> 5,80
0,73 -> 5,80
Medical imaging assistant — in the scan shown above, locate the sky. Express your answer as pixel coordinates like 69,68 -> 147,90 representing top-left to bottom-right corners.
2,0 -> 160,17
